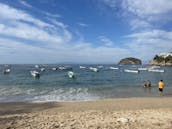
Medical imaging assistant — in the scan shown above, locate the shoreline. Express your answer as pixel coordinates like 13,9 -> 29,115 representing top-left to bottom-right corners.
1,97 -> 172,112
1,97 -> 172,129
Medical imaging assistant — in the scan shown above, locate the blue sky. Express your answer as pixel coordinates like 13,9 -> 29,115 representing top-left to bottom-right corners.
0,0 -> 172,64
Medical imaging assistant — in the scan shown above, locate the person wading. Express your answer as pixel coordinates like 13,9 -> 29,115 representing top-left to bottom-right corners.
158,80 -> 164,96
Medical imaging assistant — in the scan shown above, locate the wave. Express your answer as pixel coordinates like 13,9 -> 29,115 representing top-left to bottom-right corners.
0,87 -> 101,102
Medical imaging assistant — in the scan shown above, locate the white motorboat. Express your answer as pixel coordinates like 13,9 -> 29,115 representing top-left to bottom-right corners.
89,67 -> 99,72
3,69 -> 10,74
138,68 -> 148,71
52,67 -> 57,71
35,65 -> 39,68
150,66 -> 161,69
40,68 -> 45,71
79,66 -> 86,69
109,67 -> 119,70
30,71 -> 40,78
148,69 -> 164,73
59,67 -> 66,70
97,65 -> 103,68
68,71 -> 76,78
59,66 -> 72,70
124,69 -> 139,73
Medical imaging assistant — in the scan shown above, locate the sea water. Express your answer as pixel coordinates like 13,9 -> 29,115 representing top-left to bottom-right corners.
0,64 -> 172,102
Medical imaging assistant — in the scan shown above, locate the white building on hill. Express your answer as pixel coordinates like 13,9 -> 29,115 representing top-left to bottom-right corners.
159,52 -> 172,58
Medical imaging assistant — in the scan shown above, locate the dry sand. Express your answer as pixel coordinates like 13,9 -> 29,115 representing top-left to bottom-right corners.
0,97 -> 172,129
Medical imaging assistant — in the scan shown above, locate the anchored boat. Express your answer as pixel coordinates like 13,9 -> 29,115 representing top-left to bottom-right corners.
148,69 -> 164,73
89,67 -> 99,72
109,67 -> 119,70
68,71 -> 76,78
30,71 -> 40,78
3,69 -> 11,74
124,69 -> 139,73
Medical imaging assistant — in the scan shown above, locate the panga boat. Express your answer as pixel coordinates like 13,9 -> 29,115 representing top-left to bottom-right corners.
148,69 -> 164,73
68,71 -> 76,78
3,69 -> 11,74
30,71 -> 40,78
89,67 -> 99,72
40,68 -> 45,71
124,69 -> 139,73
97,65 -> 103,68
79,66 -> 86,69
59,66 -> 73,70
138,68 -> 148,71
35,65 -> 39,68
109,67 -> 119,70
52,67 -> 57,71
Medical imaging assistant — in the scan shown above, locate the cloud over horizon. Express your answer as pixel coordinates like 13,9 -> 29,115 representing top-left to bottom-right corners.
0,1 -> 171,64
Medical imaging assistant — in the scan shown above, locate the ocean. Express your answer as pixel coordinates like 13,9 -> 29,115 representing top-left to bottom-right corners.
0,64 -> 172,102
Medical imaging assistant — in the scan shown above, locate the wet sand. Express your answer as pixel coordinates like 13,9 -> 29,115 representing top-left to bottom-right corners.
0,97 -> 172,129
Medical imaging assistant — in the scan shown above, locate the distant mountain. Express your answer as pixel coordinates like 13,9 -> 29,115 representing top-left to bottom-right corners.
118,57 -> 142,65
149,52 -> 172,66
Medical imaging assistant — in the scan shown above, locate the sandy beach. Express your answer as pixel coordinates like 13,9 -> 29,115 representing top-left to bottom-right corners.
0,97 -> 172,129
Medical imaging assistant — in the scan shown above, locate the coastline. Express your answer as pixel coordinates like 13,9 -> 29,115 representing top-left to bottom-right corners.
1,97 -> 172,129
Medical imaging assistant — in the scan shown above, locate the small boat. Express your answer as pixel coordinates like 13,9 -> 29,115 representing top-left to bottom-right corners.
150,66 -> 161,69
138,68 -> 148,71
109,67 -> 119,70
52,67 -> 57,71
79,66 -> 86,69
68,71 -> 76,78
3,69 -> 10,74
30,71 -> 40,78
59,67 -> 66,70
89,67 -> 99,72
148,69 -> 164,73
40,68 -> 45,71
97,65 -> 103,68
124,69 -> 139,73
59,66 -> 73,70
35,65 -> 39,68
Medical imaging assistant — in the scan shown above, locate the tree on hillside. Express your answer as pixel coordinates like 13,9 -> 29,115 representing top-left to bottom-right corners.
153,55 -> 164,62
165,55 -> 172,63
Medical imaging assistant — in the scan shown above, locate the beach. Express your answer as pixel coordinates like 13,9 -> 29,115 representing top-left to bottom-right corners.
0,97 -> 172,129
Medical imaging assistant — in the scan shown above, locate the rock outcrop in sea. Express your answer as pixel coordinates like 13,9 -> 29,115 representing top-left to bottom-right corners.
149,52 -> 172,66
118,57 -> 142,65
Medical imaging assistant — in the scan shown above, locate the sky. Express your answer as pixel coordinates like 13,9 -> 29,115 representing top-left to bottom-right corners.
0,0 -> 172,64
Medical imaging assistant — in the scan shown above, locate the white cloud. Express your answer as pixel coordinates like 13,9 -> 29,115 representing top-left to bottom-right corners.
77,22 -> 88,27
0,3 -> 49,28
122,0 -> 172,28
18,0 -> 32,8
124,29 -> 172,61
102,0 -> 172,30
122,0 -> 172,17
0,3 -> 72,46
0,3 -> 131,63
1,2 -> 171,64
98,36 -> 114,47
126,29 -> 172,41
47,18 -> 67,29
129,19 -> 152,30
102,0 -> 120,8
44,12 -> 61,18
100,0 -> 172,62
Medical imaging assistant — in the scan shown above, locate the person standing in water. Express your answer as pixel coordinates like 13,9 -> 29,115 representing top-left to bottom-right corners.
143,81 -> 147,87
147,80 -> 151,87
158,80 -> 164,96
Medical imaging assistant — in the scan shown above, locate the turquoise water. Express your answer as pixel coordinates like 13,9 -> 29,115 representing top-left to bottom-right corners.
0,64 -> 172,102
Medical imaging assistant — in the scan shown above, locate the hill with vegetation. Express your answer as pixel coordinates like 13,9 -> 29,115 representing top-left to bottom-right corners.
149,53 -> 172,66
118,57 -> 142,65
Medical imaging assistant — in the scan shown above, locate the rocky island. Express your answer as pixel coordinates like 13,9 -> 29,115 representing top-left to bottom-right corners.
149,52 -> 172,66
118,57 -> 142,65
